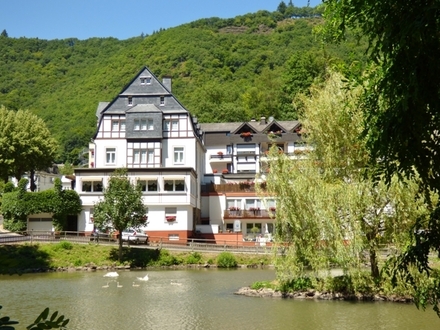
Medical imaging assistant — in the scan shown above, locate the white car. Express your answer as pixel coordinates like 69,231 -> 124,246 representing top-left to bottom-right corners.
121,228 -> 148,244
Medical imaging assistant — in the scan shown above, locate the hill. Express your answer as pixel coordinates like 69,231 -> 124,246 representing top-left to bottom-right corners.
0,8 -> 367,164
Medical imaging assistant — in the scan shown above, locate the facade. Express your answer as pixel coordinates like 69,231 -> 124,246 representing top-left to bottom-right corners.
73,66 -> 304,243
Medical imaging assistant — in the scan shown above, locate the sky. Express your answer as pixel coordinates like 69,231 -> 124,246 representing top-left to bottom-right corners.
1,0 -> 322,40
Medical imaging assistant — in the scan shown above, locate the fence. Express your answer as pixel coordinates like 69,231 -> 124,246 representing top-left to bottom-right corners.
0,230 -> 275,255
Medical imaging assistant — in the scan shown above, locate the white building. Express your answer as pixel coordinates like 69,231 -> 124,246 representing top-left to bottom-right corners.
72,66 -> 304,244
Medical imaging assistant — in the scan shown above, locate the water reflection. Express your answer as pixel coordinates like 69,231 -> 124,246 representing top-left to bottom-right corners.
1,269 -> 439,330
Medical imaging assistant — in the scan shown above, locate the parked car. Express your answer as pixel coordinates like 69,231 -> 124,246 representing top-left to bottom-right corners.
90,229 -> 114,242
121,228 -> 148,244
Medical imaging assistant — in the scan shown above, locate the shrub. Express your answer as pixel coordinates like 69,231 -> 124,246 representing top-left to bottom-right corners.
278,276 -> 313,292
216,252 -> 237,268
53,241 -> 73,251
186,252 -> 202,264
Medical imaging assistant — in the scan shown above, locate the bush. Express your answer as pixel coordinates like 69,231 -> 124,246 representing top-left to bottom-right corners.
216,252 -> 237,268
278,276 -> 313,292
185,252 -> 202,264
53,241 -> 73,251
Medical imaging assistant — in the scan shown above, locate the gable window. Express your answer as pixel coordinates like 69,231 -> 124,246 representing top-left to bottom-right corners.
138,179 -> 158,192
140,77 -> 151,85
171,120 -> 178,131
106,148 -> 116,165
173,147 -> 184,164
128,96 -> 133,106
160,96 -> 165,106
164,179 -> 185,192
112,120 -> 125,131
82,180 -> 103,192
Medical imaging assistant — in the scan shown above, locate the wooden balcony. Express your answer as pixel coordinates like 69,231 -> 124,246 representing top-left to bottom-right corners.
224,209 -> 273,219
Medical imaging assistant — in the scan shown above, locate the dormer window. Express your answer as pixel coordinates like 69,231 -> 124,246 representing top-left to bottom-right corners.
160,96 -> 165,106
128,96 -> 133,106
140,77 -> 151,85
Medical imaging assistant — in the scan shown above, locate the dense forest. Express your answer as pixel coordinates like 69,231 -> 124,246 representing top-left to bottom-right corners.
0,5 -> 367,164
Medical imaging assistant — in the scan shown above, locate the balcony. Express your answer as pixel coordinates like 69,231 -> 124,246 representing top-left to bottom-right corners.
209,154 -> 233,163
202,182 -> 266,193
224,209 -> 273,219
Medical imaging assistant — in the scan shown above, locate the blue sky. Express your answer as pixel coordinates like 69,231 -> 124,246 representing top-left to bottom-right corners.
1,0 -> 322,40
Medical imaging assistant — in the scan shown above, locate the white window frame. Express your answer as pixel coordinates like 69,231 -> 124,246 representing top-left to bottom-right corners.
138,179 -> 158,192
164,179 -> 185,192
160,96 -> 165,106
173,147 -> 184,164
106,148 -> 116,165
81,180 -> 103,192
171,120 -> 178,131
128,96 -> 133,106
147,119 -> 154,130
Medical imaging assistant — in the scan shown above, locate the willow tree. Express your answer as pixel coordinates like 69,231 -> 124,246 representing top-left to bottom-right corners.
262,72 -> 432,283
92,168 -> 148,261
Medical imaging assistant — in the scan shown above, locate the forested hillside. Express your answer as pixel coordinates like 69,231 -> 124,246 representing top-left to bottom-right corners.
0,7 -> 367,164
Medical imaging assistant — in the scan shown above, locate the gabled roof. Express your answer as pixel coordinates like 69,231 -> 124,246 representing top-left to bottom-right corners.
232,122 -> 257,134
200,119 -> 301,134
125,104 -> 161,113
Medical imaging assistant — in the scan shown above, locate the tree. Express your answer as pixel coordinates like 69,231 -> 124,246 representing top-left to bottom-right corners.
322,0 -> 440,314
0,106 -> 58,187
0,29 -> 7,37
261,72 -> 432,282
92,168 -> 148,261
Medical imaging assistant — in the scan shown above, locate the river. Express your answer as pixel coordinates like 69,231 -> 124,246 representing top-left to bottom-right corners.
1,268 -> 439,330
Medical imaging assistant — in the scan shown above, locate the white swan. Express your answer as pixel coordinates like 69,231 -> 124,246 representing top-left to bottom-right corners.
103,272 -> 119,278
136,274 -> 149,281
117,282 -> 123,288
102,282 -> 109,288
170,280 -> 182,286
132,282 -> 140,287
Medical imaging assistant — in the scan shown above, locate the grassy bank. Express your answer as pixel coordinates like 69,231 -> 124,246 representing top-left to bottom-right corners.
0,241 -> 273,274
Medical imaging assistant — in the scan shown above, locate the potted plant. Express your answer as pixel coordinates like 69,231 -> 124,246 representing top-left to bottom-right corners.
217,151 -> 224,158
213,169 -> 218,173
222,169 -> 229,174
240,132 -> 253,138
166,216 -> 176,222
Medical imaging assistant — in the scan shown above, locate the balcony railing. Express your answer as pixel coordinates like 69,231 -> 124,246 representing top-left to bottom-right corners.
224,209 -> 274,219
202,183 -> 263,193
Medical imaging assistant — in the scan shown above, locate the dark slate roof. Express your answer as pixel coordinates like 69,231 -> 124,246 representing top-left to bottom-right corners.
200,119 -> 300,134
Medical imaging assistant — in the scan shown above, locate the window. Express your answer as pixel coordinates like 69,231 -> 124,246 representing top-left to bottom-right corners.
112,120 -> 119,131
112,120 -> 125,131
128,96 -> 133,106
174,147 -> 184,164
106,148 -> 116,164
134,119 -> 147,131
165,207 -> 177,223
82,180 -> 103,192
171,120 -> 178,131
138,179 -> 158,192
164,179 -> 185,192
226,145 -> 232,155
147,119 -> 154,130
245,199 -> 262,210
163,119 -> 178,131
160,96 -> 165,106
133,149 -> 153,165
140,77 -> 152,85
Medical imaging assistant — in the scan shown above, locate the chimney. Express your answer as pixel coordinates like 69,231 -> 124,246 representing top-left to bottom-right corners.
260,116 -> 266,125
162,76 -> 172,92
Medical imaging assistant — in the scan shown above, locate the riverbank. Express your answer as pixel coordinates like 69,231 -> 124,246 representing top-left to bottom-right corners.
234,286 -> 413,303
0,241 -> 273,274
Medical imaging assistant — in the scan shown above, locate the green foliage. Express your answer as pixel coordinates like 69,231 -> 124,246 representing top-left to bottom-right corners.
1,178 -> 82,231
0,10 -> 366,164
93,168 -> 148,261
0,106 -> 58,181
53,241 -> 73,251
250,281 -> 275,290
155,250 -> 182,266
185,252 -> 203,264
278,276 -> 313,292
0,305 -> 68,330
216,252 -> 238,268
